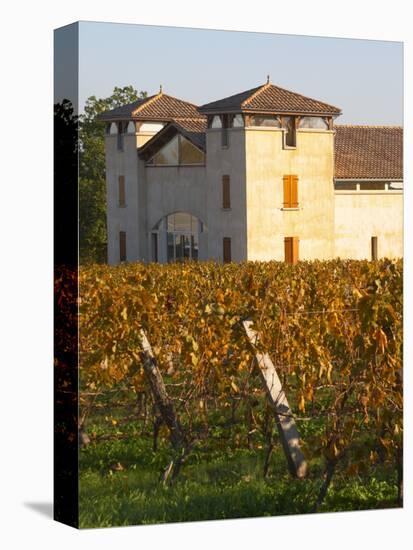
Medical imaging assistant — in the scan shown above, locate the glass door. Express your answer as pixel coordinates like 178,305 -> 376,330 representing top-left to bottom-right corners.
166,213 -> 200,262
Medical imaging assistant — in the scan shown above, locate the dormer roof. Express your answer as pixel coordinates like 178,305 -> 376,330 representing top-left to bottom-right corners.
138,118 -> 207,160
199,82 -> 342,116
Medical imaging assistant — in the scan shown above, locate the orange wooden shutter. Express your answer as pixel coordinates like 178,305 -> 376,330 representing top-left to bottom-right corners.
223,237 -> 231,263
119,231 -> 126,262
292,236 -> 299,264
284,237 -> 299,264
371,236 -> 378,260
222,175 -> 230,209
284,237 -> 292,263
283,175 -> 291,208
291,175 -> 298,208
118,176 -> 125,206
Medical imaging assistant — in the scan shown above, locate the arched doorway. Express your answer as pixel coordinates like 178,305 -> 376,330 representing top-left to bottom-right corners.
151,212 -> 204,263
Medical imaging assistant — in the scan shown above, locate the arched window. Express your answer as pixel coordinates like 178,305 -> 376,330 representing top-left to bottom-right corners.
166,212 -> 201,262
152,212 -> 204,262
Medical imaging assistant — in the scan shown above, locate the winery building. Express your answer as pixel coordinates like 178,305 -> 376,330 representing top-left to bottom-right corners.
99,81 -> 403,264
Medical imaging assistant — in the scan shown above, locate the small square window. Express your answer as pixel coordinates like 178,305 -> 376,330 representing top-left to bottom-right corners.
223,237 -> 231,263
118,176 -> 125,207
371,236 -> 378,260
222,175 -> 231,209
119,231 -> 127,262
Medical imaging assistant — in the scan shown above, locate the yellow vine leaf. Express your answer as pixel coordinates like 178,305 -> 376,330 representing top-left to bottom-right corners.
231,380 -> 239,393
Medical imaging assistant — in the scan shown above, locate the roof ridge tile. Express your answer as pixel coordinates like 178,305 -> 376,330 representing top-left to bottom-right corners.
240,82 -> 270,108
173,116 -> 206,120
132,91 -> 163,115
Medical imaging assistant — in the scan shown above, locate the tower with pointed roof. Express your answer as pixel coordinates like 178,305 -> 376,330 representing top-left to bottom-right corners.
197,81 -> 341,261
99,89 -> 206,263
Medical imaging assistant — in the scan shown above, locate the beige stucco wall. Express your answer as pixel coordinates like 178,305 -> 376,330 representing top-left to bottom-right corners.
334,190 -> 403,259
143,127 -> 248,264
105,133 -> 140,264
105,125 -> 171,265
104,123 -> 403,265
205,128 -> 248,262
244,128 -> 336,261
143,163 -> 208,261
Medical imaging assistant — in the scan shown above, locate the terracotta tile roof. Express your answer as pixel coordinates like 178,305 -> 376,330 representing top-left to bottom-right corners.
97,96 -> 150,121
199,82 -> 341,115
198,85 -> 263,114
98,92 -> 201,121
334,125 -> 403,180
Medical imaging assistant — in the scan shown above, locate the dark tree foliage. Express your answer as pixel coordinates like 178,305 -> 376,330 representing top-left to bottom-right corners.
54,100 -> 79,266
79,86 -> 147,264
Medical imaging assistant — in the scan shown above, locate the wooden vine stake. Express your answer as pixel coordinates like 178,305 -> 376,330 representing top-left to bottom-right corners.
135,329 -> 187,483
243,320 -> 308,478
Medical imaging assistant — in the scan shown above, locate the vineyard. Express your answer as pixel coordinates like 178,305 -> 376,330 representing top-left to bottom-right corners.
70,259 -> 402,526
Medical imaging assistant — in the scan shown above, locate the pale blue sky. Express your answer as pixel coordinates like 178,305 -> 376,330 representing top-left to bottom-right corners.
77,21 -> 403,125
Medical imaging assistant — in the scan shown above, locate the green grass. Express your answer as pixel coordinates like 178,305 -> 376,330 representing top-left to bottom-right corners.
79,415 -> 399,528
